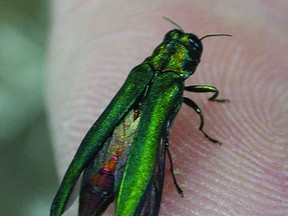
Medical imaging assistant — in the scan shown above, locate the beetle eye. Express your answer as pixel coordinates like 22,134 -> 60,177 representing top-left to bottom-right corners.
188,35 -> 203,52
189,38 -> 198,48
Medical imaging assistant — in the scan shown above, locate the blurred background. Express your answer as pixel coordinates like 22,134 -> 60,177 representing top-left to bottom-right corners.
0,1 -> 58,215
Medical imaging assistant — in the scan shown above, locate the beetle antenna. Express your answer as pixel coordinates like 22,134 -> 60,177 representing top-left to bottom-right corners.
200,34 -> 232,40
163,17 -> 184,32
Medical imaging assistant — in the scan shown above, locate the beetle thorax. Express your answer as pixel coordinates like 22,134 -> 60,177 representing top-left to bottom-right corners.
148,40 -> 201,79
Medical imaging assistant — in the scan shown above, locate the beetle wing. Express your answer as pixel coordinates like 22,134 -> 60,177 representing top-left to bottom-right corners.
116,72 -> 184,216
135,117 -> 181,215
78,108 -> 140,216
134,137 -> 166,216
50,63 -> 154,216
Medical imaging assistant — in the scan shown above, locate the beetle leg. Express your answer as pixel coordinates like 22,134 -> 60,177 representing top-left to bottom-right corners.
183,97 -> 222,145
164,123 -> 184,197
184,85 -> 229,103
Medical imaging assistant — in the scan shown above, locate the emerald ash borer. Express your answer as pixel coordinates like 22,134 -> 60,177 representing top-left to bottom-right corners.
50,18 -> 231,216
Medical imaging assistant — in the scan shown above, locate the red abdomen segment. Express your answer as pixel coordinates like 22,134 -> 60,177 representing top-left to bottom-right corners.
79,147 -> 123,216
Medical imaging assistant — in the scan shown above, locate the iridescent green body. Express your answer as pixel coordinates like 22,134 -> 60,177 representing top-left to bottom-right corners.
51,27 -> 229,216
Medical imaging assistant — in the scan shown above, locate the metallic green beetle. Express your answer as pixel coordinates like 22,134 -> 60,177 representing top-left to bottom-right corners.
50,19 -> 230,216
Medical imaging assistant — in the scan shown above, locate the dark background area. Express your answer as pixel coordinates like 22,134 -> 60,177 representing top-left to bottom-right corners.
0,1 -> 58,215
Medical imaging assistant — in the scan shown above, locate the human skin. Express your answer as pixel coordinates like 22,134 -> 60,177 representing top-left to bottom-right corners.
46,1 -> 288,215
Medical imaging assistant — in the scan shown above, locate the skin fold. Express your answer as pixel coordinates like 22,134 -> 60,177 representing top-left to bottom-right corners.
47,1 -> 288,215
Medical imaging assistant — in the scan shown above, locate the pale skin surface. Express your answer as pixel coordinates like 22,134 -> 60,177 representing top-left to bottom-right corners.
47,1 -> 288,215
